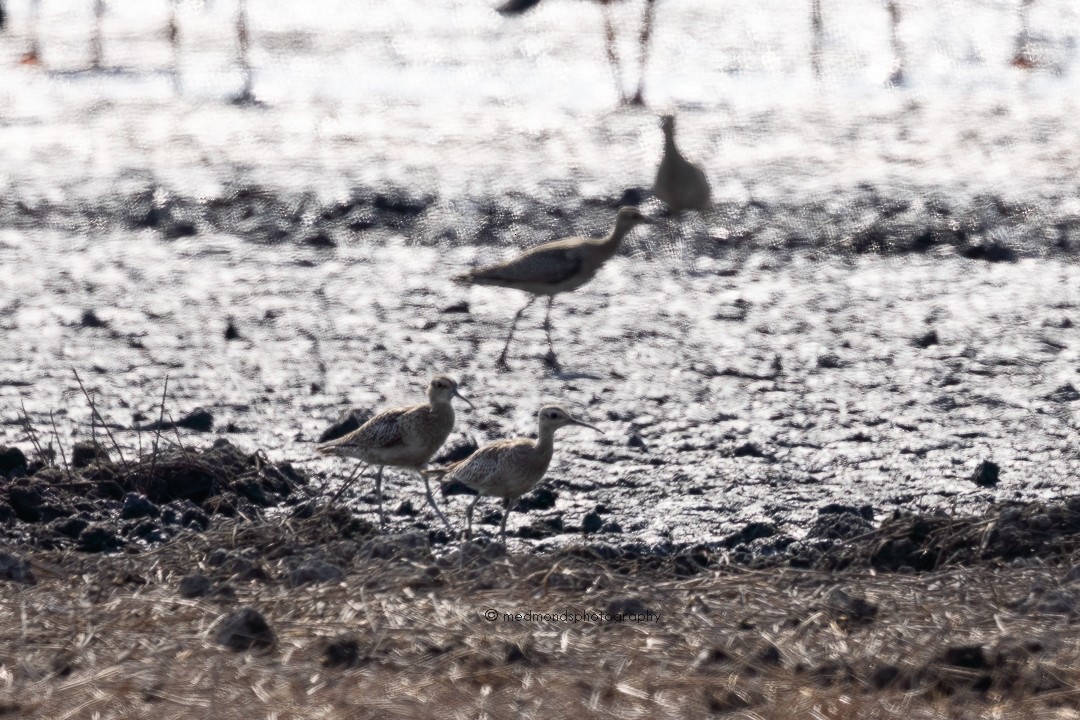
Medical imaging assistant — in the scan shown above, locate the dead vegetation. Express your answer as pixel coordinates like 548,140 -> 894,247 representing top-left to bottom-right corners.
3,510 -> 1080,719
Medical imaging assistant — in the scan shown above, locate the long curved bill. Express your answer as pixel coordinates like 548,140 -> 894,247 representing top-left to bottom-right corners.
454,388 -> 475,410
570,416 -> 603,433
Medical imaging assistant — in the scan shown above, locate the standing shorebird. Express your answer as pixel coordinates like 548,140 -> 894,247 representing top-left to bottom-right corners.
428,405 -> 601,544
654,114 -> 711,214
316,375 -> 472,530
455,206 -> 653,372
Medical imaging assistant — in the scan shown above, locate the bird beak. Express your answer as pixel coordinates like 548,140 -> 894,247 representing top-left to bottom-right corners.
454,389 -> 475,410
571,417 -> 603,433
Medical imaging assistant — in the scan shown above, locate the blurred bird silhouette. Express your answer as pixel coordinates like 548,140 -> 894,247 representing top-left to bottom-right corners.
496,0 -> 659,105
654,114 -> 711,214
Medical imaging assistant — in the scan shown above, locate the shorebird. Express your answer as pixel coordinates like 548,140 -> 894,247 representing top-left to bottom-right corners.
455,206 -> 653,371
496,0 -> 659,105
427,405 -> 601,543
316,375 -> 472,530
654,114 -> 711,214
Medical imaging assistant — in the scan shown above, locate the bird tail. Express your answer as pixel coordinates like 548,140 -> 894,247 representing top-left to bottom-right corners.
421,464 -> 456,483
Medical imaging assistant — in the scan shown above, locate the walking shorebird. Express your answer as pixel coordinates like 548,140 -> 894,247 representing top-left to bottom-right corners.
455,206 -> 653,372
426,405 -> 601,544
496,0 -> 659,106
654,114 -> 711,214
316,375 -> 472,531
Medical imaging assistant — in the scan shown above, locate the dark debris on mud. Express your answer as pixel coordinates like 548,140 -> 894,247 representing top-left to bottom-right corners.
3,181 -> 1080,260
5,436 -> 1080,581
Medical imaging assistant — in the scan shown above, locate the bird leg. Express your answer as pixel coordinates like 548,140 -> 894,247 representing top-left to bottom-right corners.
630,0 -> 658,106
541,296 -> 562,374
498,496 -> 518,545
465,495 -> 481,541
374,465 -> 385,528
421,471 -> 454,535
497,295 -> 537,370
600,1 -> 629,104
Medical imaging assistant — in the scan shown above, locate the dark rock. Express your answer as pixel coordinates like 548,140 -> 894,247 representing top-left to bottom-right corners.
76,524 -> 121,553
80,309 -> 107,328
181,506 -> 210,530
1046,384 -> 1080,403
317,408 -> 373,444
323,636 -> 363,668
582,510 -> 603,534
960,242 -> 1016,263
617,187 -> 645,206
914,329 -> 939,348
71,441 -> 109,469
941,645 -> 989,670
215,607 -> 275,651
139,408 -> 214,433
224,319 -> 241,340
723,522 -> 777,548
433,436 -> 478,464
301,230 -> 336,247
514,487 -> 557,512
606,597 -> 650,616
806,512 -> 873,541
6,484 -> 44,522
178,573 -> 213,598
602,520 -> 623,534
51,516 -> 89,538
627,434 -> 648,451
870,664 -> 905,689
824,587 -> 878,623
440,301 -> 469,314
0,552 -> 34,584
0,446 -> 28,477
819,503 -> 874,522
287,561 -> 345,588
731,442 -> 767,458
971,460 -> 1000,487
120,493 -> 160,520
394,500 -> 417,517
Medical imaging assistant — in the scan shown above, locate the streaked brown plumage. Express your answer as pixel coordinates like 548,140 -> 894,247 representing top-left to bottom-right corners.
316,375 -> 472,529
427,405 -> 600,543
455,206 -> 652,371
654,114 -> 711,214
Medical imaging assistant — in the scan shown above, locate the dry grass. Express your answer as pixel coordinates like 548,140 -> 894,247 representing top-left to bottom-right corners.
3,514 -> 1080,719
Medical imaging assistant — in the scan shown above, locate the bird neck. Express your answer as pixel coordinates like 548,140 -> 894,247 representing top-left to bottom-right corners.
534,425 -> 557,455
604,220 -> 636,251
663,129 -> 679,155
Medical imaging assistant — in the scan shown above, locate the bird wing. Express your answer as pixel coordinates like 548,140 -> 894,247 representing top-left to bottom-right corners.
439,438 -> 532,486
316,405 -> 411,454
462,240 -> 584,287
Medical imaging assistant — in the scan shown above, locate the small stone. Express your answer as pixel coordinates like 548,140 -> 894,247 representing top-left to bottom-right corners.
76,524 -> 121,553
178,573 -> 212,598
627,433 -> 648,451
0,446 -> 28,477
120,493 -> 160,520
971,460 -> 1000,487
215,608 -> 275,651
914,329 -> 939,348
323,636 -> 362,668
0,552 -> 34,584
71,441 -> 109,469
287,561 -> 345,588
582,510 -> 603,535
941,645 -> 989,669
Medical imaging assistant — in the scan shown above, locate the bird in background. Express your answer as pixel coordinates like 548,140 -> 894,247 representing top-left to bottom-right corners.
653,114 -> 712,215
454,206 -> 653,373
426,405 -> 601,544
496,0 -> 660,106
316,375 -> 472,531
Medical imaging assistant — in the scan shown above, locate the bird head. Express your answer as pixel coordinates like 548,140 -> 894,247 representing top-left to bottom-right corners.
613,206 -> 654,235
429,375 -> 474,408
537,405 -> 602,434
660,114 -> 676,136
